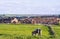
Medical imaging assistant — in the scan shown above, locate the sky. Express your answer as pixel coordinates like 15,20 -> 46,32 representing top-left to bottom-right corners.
0,0 -> 60,15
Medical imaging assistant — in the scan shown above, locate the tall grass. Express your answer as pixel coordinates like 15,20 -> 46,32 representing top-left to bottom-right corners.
0,24 -> 60,39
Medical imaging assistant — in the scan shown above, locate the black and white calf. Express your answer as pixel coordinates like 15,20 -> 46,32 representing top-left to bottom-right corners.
32,29 -> 42,36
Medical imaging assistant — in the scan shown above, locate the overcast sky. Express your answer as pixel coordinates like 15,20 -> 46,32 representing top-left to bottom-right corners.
0,0 -> 60,15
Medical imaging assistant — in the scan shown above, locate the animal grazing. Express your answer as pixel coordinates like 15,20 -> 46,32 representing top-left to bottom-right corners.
32,29 -> 41,36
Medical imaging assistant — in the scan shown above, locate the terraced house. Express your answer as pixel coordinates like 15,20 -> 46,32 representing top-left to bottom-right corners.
0,15 -> 60,25
31,17 -> 59,25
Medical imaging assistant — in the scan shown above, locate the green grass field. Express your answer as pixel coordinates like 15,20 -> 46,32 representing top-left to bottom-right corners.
0,24 -> 60,39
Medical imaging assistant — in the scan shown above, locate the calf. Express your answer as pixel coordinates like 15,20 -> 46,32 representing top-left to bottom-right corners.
32,29 -> 41,36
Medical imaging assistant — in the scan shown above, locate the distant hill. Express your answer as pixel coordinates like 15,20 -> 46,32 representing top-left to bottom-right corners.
0,14 -> 60,18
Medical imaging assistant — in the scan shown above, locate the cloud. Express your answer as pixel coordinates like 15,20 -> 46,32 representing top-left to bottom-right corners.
0,0 -> 60,15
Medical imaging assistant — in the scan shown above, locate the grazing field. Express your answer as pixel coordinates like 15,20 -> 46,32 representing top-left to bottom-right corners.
0,24 -> 60,39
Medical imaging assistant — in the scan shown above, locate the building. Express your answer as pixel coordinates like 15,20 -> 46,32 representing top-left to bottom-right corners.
11,18 -> 20,24
31,17 -> 59,25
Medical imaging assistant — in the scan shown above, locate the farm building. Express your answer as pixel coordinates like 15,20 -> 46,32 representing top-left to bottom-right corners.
11,18 -> 20,24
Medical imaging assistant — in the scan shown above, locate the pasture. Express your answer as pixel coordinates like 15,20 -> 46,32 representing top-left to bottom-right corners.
0,24 -> 60,39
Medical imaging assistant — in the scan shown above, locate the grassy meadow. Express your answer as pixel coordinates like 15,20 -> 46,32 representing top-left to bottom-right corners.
0,24 -> 60,39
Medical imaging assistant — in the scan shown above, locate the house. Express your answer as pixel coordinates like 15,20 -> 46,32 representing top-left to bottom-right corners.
20,18 -> 32,24
31,17 -> 59,25
11,18 -> 20,24
57,18 -> 60,24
